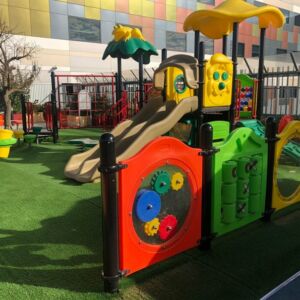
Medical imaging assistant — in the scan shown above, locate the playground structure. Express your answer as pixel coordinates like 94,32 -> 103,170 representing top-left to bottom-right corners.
0,129 -> 17,158
63,0 -> 300,293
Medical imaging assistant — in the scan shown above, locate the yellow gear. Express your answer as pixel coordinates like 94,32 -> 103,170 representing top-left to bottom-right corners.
171,172 -> 184,191
144,218 -> 160,236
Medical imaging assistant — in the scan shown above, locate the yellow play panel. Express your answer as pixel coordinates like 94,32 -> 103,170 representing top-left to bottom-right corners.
272,121 -> 300,211
166,67 -> 194,104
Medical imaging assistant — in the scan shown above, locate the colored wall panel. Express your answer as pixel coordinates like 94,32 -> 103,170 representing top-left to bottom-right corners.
129,0 -> 142,15
154,29 -> 166,49
277,27 -> 283,41
116,0 -> 128,13
176,0 -> 185,8
85,0 -> 100,9
166,21 -> 176,31
30,0 -> 49,11
252,24 -> 259,37
142,27 -> 154,43
8,6 -> 31,35
68,3 -> 84,17
129,14 -> 142,27
288,31 -> 293,43
50,12 -> 69,39
176,22 -> 184,33
101,20 -> 114,43
282,31 -> 288,48
0,0 -> 8,5
101,9 -> 115,22
155,19 -> 166,30
166,0 -> 175,5
155,2 -> 165,20
187,0 -> 195,10
186,31 -> 193,53
50,0 -> 67,14
101,0 -> 115,11
142,0 -> 154,18
116,12 -> 129,24
8,0 -> 29,8
31,10 -> 51,38
142,17 -> 154,29
196,2 -> 206,10
166,4 -> 176,21
0,5 -> 9,26
85,6 -> 100,20
176,7 -> 191,24
68,0 -> 84,5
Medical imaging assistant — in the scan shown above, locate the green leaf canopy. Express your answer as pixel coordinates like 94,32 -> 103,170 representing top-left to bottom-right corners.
102,38 -> 158,64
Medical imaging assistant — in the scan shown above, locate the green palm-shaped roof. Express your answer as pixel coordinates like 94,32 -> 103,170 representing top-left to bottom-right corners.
102,25 -> 158,64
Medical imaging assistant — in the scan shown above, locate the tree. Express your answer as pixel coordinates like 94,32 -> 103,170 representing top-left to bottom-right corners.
0,22 -> 40,128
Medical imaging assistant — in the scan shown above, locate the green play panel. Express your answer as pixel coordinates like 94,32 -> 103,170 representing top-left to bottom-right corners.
211,122 -> 268,236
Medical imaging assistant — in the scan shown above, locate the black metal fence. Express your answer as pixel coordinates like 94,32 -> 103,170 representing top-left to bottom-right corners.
262,69 -> 300,118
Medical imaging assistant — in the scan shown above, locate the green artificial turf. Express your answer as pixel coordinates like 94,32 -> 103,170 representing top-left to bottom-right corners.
0,128 -> 299,299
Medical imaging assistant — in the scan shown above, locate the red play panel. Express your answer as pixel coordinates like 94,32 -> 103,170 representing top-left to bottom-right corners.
118,137 -> 202,275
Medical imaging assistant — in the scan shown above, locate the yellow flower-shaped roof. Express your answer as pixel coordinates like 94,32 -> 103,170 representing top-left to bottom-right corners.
183,0 -> 285,39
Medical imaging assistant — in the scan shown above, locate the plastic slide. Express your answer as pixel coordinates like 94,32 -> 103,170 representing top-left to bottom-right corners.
64,95 -> 198,183
236,119 -> 265,137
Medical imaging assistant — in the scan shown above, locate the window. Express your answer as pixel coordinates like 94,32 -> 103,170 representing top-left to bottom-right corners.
237,42 -> 245,57
166,31 -> 186,52
197,0 -> 215,5
280,8 -> 290,24
68,16 -> 101,43
276,48 -> 287,54
295,14 -> 300,27
252,45 -> 260,57
200,34 -> 214,55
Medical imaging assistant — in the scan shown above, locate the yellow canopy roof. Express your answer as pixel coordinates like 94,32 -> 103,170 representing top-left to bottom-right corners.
183,0 -> 285,39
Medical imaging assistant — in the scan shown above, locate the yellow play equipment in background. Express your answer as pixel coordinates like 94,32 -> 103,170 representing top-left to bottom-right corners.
272,121 -> 300,211
203,53 -> 233,108
0,129 -> 17,158
166,67 -> 194,103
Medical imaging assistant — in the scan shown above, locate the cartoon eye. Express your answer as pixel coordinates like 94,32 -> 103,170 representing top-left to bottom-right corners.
222,72 -> 229,80
213,72 -> 220,80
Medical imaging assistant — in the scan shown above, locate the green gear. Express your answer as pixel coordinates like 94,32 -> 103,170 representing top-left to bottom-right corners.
151,170 -> 171,195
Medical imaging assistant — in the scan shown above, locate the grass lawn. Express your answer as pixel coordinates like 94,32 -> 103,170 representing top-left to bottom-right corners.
0,128 -> 299,299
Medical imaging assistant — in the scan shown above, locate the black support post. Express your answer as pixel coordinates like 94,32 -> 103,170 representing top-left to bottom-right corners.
194,30 -> 200,58
117,57 -> 122,100
256,28 -> 266,121
222,35 -> 227,56
263,117 -> 278,221
161,48 -> 167,102
50,71 -> 58,143
229,22 -> 239,131
20,93 -> 27,134
99,133 -> 122,293
199,123 -> 217,250
161,48 -> 167,62
194,41 -> 205,147
138,55 -> 144,110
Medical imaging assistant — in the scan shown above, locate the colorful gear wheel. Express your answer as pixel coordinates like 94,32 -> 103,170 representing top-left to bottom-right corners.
135,189 -> 161,222
144,218 -> 160,236
151,170 -> 171,195
171,172 -> 184,191
158,215 -> 178,241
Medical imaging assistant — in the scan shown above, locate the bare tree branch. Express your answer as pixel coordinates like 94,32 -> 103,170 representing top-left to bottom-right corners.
0,20 -> 40,128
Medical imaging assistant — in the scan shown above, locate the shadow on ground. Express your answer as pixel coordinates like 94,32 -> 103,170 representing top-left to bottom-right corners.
122,209 -> 300,300
0,197 -> 103,293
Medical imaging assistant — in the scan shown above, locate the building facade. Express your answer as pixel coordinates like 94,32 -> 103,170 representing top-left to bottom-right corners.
0,0 -> 299,91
